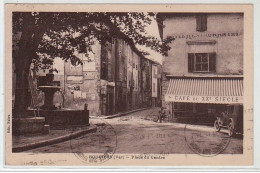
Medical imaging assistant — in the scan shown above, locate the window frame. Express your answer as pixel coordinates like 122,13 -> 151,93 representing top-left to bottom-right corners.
188,52 -> 216,73
194,53 -> 210,72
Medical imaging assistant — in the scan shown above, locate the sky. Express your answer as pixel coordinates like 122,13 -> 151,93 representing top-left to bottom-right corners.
136,15 -> 163,64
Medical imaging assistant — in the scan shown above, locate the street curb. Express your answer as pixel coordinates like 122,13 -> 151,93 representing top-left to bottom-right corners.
102,108 -> 151,119
173,123 -> 215,132
12,126 -> 97,152
155,121 -> 216,132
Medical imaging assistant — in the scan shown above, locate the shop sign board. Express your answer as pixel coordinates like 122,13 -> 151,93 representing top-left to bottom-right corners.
66,75 -> 83,84
165,95 -> 243,104
172,32 -> 241,40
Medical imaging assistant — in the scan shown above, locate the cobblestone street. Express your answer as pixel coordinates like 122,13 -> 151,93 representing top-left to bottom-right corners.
29,108 -> 243,154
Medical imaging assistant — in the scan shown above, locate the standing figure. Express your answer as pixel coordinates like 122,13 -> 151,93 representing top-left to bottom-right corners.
158,107 -> 166,123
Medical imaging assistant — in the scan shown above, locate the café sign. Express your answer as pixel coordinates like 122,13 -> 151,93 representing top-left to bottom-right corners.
172,32 -> 241,40
165,94 -> 243,104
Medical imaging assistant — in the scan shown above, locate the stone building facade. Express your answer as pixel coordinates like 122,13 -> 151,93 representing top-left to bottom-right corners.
19,37 -> 162,117
157,13 -> 243,124
99,38 -> 162,115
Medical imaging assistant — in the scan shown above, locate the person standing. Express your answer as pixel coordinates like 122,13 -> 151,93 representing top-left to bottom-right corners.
158,107 -> 166,123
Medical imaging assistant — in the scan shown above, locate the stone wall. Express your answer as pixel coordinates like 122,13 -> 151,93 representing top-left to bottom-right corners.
63,42 -> 101,116
162,13 -> 243,76
161,73 -> 170,109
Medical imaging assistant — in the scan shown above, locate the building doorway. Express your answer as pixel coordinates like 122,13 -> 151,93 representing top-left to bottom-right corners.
107,86 -> 114,115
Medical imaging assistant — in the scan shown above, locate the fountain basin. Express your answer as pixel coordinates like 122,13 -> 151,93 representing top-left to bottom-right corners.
26,108 -> 89,129
12,117 -> 46,135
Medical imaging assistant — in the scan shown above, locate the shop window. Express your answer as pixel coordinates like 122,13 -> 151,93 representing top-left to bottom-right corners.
227,105 -> 235,114
196,104 -> 217,117
196,103 -> 209,117
174,103 -> 192,110
188,53 -> 216,73
196,14 -> 207,32
173,103 -> 193,117
208,108 -> 216,115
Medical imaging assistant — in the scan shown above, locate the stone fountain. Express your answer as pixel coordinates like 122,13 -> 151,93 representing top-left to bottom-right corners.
13,73 -> 59,135
13,72 -> 90,135
30,73 -> 89,129
38,73 -> 61,110
38,86 -> 61,110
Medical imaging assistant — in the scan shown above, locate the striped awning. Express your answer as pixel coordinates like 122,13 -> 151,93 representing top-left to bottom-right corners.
165,78 -> 243,104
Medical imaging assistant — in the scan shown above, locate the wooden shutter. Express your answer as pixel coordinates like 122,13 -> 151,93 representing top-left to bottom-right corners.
209,53 -> 216,72
196,14 -> 207,32
188,53 -> 194,72
196,15 -> 202,31
201,15 -> 207,31
101,45 -> 108,80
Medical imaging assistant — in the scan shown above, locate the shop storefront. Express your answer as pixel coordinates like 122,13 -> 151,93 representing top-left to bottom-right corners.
165,77 -> 243,124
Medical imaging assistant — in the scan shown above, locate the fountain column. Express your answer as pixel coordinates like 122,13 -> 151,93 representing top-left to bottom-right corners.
38,86 -> 61,110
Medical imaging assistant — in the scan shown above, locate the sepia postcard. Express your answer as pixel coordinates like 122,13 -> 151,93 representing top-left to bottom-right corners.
4,4 -> 253,167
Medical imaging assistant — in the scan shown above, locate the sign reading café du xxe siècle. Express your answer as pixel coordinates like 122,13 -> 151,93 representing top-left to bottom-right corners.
165,95 -> 243,104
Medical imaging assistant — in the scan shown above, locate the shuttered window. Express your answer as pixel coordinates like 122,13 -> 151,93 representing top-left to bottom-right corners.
209,53 -> 216,72
101,45 -> 108,80
188,53 -> 216,72
188,53 -> 194,72
196,14 -> 207,32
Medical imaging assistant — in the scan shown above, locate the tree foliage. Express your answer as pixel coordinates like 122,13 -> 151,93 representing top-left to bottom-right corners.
13,12 -> 174,71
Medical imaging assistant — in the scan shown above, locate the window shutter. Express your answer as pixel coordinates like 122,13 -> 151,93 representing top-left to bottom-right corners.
188,53 -> 194,72
196,14 -> 207,32
108,61 -> 112,81
201,15 -> 207,31
209,53 -> 216,72
196,15 -> 202,31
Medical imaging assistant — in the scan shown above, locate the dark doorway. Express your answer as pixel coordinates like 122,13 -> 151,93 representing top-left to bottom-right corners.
107,86 -> 114,115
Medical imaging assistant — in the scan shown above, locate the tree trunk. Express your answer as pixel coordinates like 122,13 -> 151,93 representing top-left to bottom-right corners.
13,13 -> 47,118
13,61 -> 31,118
13,32 -> 35,117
